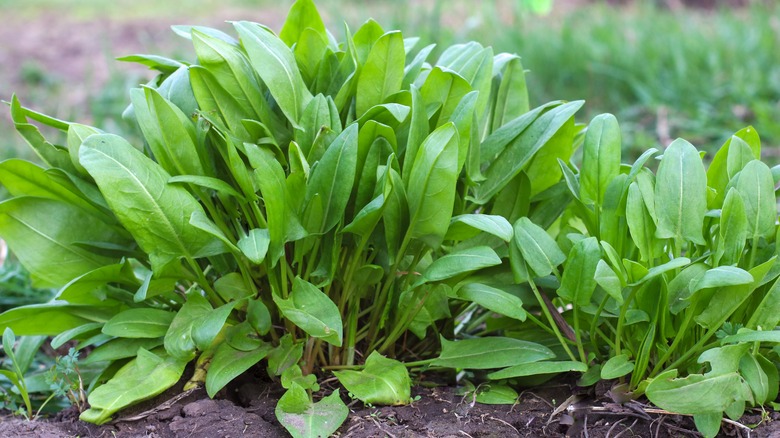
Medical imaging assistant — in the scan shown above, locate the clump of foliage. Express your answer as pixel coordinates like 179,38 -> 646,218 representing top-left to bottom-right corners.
0,1 -> 777,437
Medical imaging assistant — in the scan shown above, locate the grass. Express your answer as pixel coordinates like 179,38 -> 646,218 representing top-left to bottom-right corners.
1,0 -> 778,162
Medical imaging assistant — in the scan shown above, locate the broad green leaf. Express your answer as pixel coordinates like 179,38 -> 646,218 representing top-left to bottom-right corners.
235,21 -> 313,125
214,273 -> 253,302
733,160 -> 775,241
654,138 -> 707,244
247,299 -> 272,335
747,276 -> 780,330
191,301 -> 237,351
0,302 -> 111,336
163,291 -> 212,359
281,365 -> 319,391
646,369 -> 744,414
558,237 -> 600,306
403,44 -> 435,89
694,413 -> 723,438
707,126 -> 760,208
273,277 -> 342,347
419,67 -> 472,129
304,124 -> 358,234
695,259 -> 775,329
79,134 -> 227,273
595,259 -> 623,303
488,361 -> 587,380
279,0 -> 327,47
116,54 -> 184,73
491,54 -> 529,132
9,96 -> 75,172
629,257 -> 690,287
402,85 -> 429,186
668,262 -> 709,314
600,354 -> 634,379
275,384 -> 348,438
479,101 -> 557,167
297,94 -> 340,158
474,100 -> 583,204
225,321 -> 264,351
740,353 -> 769,403
580,113 -> 621,205
51,322 -> 99,350
406,123 -> 459,249
189,210 -> 239,253
356,31 -> 404,116
513,217 -> 566,278
83,338 -> 164,364
715,188 -> 747,266
474,384 -> 518,405
446,214 -> 513,242
626,182 -> 657,263
432,336 -> 555,369
690,266 -> 753,294
352,19 -> 385,65
436,42 -> 493,120
334,351 -> 411,405
456,283 -> 526,321
721,329 -> 780,344
523,116 -> 578,197
80,348 -> 187,424
422,246 -> 501,282
238,228 -> 270,264
726,136 -> 755,179
0,197 -> 125,288
102,309 -> 174,339
206,341 -> 273,397
267,334 -> 304,376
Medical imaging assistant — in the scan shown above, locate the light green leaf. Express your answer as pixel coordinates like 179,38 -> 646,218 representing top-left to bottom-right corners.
206,341 -> 273,397
275,385 -> 348,438
488,361 -> 587,380
102,309 -> 174,339
594,259 -> 623,304
356,31 -> 405,116
422,246 -> 501,282
600,354 -> 634,379
654,138 -> 707,244
715,188 -> 747,266
406,123 -> 459,249
474,384 -> 518,405
83,338 -> 164,364
279,0 -> 327,47
690,266 -> 753,294
446,214 -> 513,242
163,291 -> 212,359
80,348 -> 188,424
456,283 -> 526,321
79,134 -> 227,273
580,113 -> 621,206
0,302 -> 110,336
491,54 -> 529,132
273,277 -> 342,347
334,351 -> 411,405
433,336 -> 555,369
558,237 -> 600,306
238,228 -> 270,264
513,217 -> 566,278
733,160 -> 775,241
235,21 -> 313,125
267,334 -> 304,377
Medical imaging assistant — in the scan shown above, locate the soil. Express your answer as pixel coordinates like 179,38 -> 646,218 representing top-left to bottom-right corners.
1,372 -> 778,438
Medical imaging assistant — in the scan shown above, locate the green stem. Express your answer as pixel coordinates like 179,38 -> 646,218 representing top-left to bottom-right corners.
572,305 -> 587,363
528,276 -> 577,362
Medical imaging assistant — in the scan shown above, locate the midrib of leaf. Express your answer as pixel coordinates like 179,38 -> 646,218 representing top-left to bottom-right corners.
374,372 -> 403,401
201,37 -> 255,111
91,148 -> 195,261
8,214 -> 102,264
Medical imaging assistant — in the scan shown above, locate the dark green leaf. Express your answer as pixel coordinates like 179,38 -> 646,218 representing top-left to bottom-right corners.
433,337 -> 555,369
334,351 -> 411,405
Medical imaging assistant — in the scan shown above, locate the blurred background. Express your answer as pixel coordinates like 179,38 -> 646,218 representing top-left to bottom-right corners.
0,0 -> 778,163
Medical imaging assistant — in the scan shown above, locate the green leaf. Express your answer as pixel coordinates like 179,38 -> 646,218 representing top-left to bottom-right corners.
654,138 -> 707,244
214,273 -> 253,302
600,354 -> 634,379
491,55 -> 529,132
334,351 -> 411,405
474,384 -> 518,405
267,334 -> 303,377
558,237 -> 600,306
512,217 -> 566,278
690,266 -> 753,294
273,277 -> 343,347
488,361 -> 588,380
422,246 -> 501,282
238,228 -> 270,264
446,214 -> 513,242
168,175 -> 244,200
279,0 -> 327,47
80,348 -> 188,424
79,134 -> 227,273
406,123 -> 459,249
747,276 -> 780,330
626,182 -> 658,263
715,188 -> 747,266
580,114 -> 621,206
235,21 -> 313,125
433,337 -> 555,369
191,301 -> 237,351
707,127 -> 760,208
275,384 -> 348,438
0,302 -> 109,336
83,338 -> 164,364
206,341 -> 273,397
102,309 -> 174,339
721,329 -> 780,344
595,259 -> 623,304
247,299 -> 272,335
163,291 -> 213,359
0,197 -> 126,288
456,283 -> 526,321
733,160 -> 775,241
475,100 -> 583,204
304,124 -> 359,234
356,31 -> 405,116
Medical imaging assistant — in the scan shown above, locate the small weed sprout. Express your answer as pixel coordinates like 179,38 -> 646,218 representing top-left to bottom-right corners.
46,348 -> 86,412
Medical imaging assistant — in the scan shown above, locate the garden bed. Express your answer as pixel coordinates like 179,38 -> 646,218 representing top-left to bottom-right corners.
2,375 -> 778,437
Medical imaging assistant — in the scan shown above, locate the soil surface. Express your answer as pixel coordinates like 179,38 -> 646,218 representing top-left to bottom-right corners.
1,373 -> 778,438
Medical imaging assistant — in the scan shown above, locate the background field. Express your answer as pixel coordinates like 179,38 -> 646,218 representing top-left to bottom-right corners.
1,0 -> 779,163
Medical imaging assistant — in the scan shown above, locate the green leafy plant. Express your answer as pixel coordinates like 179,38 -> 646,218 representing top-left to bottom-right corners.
0,0 -> 583,433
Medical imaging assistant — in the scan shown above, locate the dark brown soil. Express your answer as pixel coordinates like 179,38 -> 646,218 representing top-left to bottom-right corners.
1,373 -> 778,438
